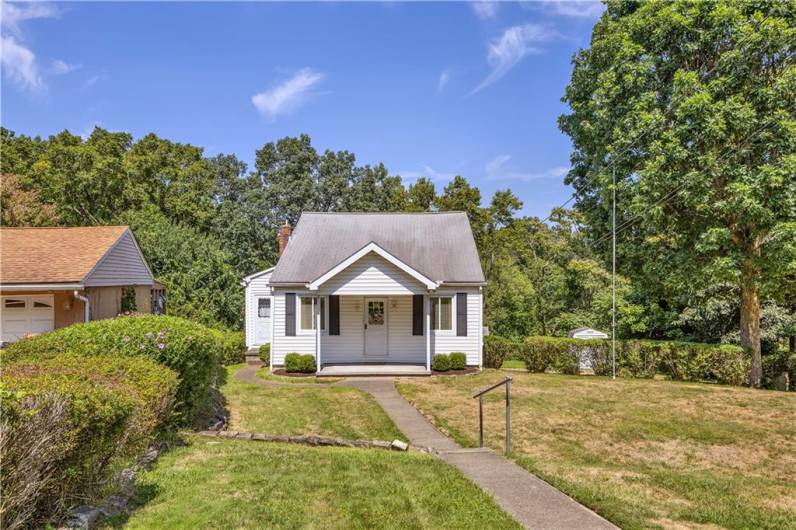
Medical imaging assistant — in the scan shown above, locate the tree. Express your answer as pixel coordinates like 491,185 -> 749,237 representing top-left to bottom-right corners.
254,134 -> 320,225
405,177 -> 436,212
208,154 -> 276,277
560,0 -> 796,386
0,174 -> 60,226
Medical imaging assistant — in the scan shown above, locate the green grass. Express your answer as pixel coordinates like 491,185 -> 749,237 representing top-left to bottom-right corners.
255,366 -> 342,384
396,370 -> 796,530
223,365 -> 404,441
115,436 -> 521,529
500,359 -> 524,369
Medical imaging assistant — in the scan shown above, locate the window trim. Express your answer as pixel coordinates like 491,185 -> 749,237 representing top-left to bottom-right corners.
430,295 -> 455,334
298,295 -> 327,334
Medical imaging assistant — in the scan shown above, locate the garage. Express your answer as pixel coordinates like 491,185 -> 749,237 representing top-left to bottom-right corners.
1,295 -> 55,344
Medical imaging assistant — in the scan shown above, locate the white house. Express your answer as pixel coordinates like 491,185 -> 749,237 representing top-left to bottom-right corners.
242,212 -> 486,374
568,327 -> 609,340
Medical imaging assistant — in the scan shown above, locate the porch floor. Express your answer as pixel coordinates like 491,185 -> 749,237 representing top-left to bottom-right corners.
318,364 -> 430,377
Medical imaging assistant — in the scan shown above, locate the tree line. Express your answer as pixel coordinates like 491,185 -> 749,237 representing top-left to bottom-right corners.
2,1 -> 794,386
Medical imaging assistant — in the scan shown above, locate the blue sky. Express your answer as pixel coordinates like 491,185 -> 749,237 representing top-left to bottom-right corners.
1,1 -> 604,218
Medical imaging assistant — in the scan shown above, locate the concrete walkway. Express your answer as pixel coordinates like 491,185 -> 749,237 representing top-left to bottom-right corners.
346,378 -> 617,530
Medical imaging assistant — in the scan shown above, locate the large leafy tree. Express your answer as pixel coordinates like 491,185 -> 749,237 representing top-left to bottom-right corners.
560,0 -> 796,385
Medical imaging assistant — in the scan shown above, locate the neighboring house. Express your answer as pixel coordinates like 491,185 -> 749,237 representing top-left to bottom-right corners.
243,212 -> 486,373
568,327 -> 609,340
0,226 -> 157,344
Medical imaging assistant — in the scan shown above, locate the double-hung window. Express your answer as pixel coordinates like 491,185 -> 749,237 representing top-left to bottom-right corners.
431,296 -> 453,332
299,296 -> 326,331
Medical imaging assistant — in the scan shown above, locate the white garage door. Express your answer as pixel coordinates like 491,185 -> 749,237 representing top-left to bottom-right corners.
1,295 -> 55,343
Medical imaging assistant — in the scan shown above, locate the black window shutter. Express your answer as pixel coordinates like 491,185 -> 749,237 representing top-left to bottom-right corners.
285,293 -> 296,336
329,295 -> 340,335
412,294 -> 423,336
456,293 -> 467,336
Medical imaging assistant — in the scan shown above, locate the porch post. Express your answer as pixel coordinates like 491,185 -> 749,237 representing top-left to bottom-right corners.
425,294 -> 431,372
316,300 -> 321,372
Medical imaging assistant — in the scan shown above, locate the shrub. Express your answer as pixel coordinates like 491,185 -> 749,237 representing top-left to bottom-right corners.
762,350 -> 796,390
284,353 -> 316,373
449,352 -> 467,370
432,354 -> 451,372
499,334 -> 750,386
3,315 -> 220,424
1,354 -> 177,529
211,329 -> 246,365
483,336 -> 521,368
259,343 -> 270,365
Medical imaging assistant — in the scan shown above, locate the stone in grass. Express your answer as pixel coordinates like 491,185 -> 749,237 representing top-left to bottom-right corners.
99,495 -> 128,518
390,439 -> 409,451
67,506 -> 102,529
371,440 -> 392,449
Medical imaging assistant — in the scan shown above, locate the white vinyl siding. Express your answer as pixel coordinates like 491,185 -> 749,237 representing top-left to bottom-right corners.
84,230 -> 154,287
244,269 -> 273,348
320,252 -> 427,295
432,288 -> 482,366
272,288 -> 317,365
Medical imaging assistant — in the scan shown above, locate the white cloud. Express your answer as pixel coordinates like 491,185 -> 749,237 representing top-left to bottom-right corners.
81,74 -> 103,90
400,164 -> 457,184
1,2 -> 68,92
252,68 -> 324,118
470,2 -> 499,20
472,23 -> 557,94
486,154 -> 511,175
486,154 -> 569,181
1,2 -> 59,36
1,35 -> 43,90
50,59 -> 79,75
540,1 -> 605,18
437,68 -> 450,93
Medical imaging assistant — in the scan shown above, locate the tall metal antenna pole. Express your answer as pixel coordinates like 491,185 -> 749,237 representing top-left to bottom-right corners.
611,164 -> 617,380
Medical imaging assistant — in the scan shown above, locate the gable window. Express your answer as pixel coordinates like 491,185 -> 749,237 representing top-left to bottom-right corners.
299,296 -> 326,331
431,296 -> 453,331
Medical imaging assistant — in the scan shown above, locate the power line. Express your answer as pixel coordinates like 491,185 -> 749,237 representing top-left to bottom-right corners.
588,116 -> 788,249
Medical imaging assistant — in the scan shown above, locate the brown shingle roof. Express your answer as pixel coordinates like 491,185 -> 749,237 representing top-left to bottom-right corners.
0,226 -> 129,284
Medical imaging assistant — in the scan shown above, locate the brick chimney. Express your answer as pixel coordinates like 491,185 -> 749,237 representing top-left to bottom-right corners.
278,221 -> 292,256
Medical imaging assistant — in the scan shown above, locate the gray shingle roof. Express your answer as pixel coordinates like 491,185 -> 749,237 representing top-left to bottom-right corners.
270,212 -> 485,285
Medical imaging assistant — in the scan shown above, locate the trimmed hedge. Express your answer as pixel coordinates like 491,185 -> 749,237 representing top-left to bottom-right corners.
212,329 -> 246,366
1,354 -> 177,529
484,335 -> 750,386
432,354 -> 452,372
449,352 -> 467,370
284,353 -> 316,373
483,336 -> 521,369
259,343 -> 270,365
3,315 -> 220,424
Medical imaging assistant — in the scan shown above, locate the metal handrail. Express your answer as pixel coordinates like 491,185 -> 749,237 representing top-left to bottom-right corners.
472,377 -> 512,456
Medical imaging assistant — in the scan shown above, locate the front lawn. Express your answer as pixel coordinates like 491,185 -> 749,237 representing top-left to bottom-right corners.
396,370 -> 796,530
223,365 -> 403,441
118,436 -> 521,529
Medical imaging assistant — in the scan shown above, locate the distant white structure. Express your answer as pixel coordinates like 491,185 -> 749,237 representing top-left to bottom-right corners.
568,327 -> 609,340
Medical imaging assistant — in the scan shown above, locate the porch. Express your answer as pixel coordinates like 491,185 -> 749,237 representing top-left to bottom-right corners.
317,364 -> 430,377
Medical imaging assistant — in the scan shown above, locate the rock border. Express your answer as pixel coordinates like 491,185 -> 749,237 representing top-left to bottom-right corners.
197,429 -> 432,454
59,444 -> 165,530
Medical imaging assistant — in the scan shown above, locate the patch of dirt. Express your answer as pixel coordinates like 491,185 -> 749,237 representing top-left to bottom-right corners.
431,367 -> 480,376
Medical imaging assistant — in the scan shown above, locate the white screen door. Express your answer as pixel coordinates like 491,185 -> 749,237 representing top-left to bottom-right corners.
364,298 -> 387,356
255,297 -> 271,344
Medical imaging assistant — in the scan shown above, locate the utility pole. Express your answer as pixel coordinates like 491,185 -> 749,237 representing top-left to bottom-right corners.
611,164 -> 617,380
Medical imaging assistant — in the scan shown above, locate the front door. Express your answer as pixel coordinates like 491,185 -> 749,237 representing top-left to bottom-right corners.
364,298 -> 387,356
254,297 -> 271,345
